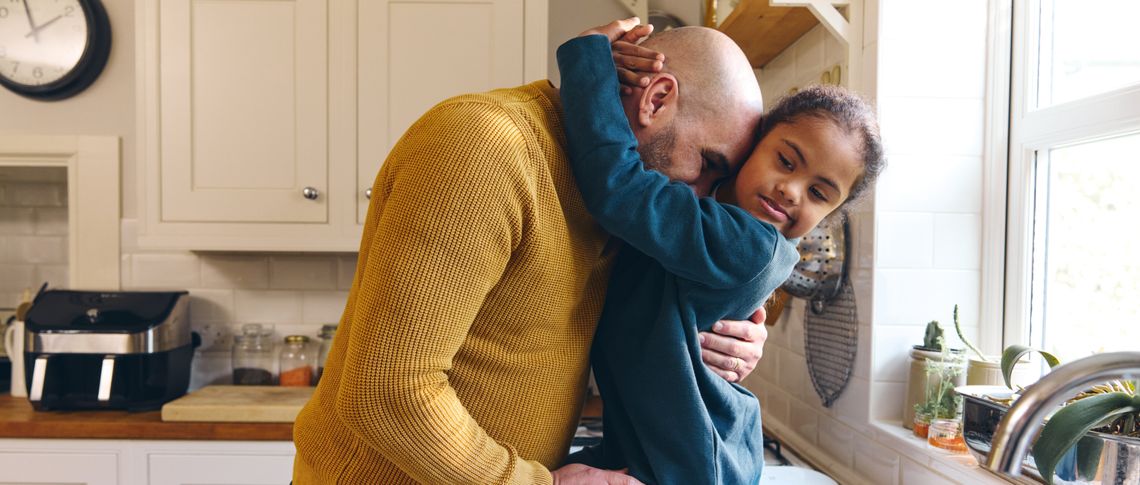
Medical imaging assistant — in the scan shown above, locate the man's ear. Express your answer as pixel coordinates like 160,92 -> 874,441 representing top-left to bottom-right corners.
636,73 -> 679,129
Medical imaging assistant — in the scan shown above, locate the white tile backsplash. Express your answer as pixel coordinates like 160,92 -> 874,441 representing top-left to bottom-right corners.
873,269 -> 980,326
788,400 -> 819,446
872,325 -> 919,383
0,208 -> 35,235
900,457 -> 956,485
876,212 -> 934,269
7,235 -> 67,264
34,207 -> 68,236
4,182 -> 65,207
33,264 -> 68,289
933,213 -> 982,270
200,254 -> 270,289
871,381 -> 907,422
234,290 -> 304,325
854,439 -> 900,485
766,388 -> 791,425
833,377 -> 871,424
0,264 -> 34,291
817,415 -> 856,469
188,288 -> 236,323
269,255 -> 337,290
301,290 -> 349,324
778,348 -> 807,402
875,155 -> 983,213
130,253 -> 202,289
336,254 -> 358,290
877,97 -> 985,157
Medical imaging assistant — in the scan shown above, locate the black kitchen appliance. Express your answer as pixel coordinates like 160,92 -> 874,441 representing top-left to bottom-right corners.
23,290 -> 193,411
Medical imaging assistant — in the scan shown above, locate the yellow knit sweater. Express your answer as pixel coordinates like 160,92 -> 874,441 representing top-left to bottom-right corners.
292,81 -> 617,484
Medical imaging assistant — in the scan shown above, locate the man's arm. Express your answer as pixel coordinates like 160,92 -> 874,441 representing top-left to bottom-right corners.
335,102 -> 549,485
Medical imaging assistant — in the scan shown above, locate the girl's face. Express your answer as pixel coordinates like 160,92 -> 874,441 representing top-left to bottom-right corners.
732,116 -> 864,239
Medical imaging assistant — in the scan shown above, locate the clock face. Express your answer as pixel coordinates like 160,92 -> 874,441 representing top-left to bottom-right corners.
0,0 -> 90,88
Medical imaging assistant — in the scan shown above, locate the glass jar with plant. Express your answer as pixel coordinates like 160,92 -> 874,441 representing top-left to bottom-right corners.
903,320 -> 965,431
913,339 -> 964,439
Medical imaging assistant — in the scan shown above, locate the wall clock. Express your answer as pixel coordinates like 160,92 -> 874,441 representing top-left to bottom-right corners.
0,0 -> 112,101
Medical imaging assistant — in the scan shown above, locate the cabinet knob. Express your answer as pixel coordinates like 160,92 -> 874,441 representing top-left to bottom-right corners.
302,187 -> 320,200
365,188 -> 372,200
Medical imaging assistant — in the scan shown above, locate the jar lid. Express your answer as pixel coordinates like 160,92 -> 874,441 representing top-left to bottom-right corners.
319,324 -> 338,337
285,335 -> 311,344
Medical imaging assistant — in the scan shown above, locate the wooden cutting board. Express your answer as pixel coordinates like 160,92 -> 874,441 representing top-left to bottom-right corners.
161,385 -> 315,423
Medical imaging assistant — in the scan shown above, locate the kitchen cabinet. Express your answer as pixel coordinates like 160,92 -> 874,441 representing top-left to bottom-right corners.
0,439 -> 295,485
148,451 -> 295,485
0,449 -> 118,485
137,0 -> 548,251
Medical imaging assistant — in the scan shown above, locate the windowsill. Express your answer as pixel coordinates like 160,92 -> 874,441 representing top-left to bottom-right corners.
869,419 -> 1018,484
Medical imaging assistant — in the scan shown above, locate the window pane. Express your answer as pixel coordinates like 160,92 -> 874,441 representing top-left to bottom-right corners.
1039,132 -> 1140,361
1037,0 -> 1140,107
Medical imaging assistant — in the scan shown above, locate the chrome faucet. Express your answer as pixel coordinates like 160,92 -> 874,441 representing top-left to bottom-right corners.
986,351 -> 1140,478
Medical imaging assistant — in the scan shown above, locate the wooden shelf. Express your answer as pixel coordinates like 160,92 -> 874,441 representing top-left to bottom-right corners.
718,0 -> 821,68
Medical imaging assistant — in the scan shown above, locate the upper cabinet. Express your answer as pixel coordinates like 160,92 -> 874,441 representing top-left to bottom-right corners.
356,0 -> 527,224
137,0 -> 547,251
157,0 -> 329,225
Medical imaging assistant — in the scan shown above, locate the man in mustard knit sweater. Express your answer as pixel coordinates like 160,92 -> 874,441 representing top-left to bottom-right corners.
293,20 -> 769,485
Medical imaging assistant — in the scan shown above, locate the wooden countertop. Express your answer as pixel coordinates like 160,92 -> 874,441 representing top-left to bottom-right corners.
0,395 -> 294,441
0,394 -> 602,441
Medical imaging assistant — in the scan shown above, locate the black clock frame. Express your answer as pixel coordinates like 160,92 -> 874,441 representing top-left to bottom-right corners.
0,0 -> 112,101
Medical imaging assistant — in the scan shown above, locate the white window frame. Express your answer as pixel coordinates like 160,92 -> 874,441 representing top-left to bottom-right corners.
995,0 -> 1140,349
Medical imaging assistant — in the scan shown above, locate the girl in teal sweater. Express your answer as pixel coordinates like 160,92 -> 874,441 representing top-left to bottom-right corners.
557,33 -> 885,484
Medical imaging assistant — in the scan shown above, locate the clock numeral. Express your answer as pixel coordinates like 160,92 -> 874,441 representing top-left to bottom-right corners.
10,61 -> 18,75
64,5 -> 75,17
32,66 -> 43,79
0,7 -> 9,18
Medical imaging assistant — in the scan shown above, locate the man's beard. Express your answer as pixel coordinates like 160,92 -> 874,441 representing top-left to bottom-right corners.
639,124 -> 676,173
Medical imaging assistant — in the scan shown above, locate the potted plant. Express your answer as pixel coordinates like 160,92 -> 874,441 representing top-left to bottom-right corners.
912,339 -> 964,439
999,346 -> 1138,484
949,305 -> 1037,387
903,320 -> 965,430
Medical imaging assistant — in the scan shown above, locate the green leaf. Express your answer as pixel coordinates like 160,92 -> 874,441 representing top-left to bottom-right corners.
1031,392 -> 1140,484
1001,345 -> 1061,389
1075,434 -> 1104,481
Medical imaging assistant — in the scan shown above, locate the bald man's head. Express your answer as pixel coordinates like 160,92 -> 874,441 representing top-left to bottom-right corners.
623,27 -> 764,196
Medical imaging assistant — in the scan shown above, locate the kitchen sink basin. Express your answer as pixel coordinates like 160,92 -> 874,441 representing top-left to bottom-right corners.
958,384 -> 1140,484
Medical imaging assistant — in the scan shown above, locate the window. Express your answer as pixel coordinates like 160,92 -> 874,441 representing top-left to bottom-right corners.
1003,0 -> 1140,361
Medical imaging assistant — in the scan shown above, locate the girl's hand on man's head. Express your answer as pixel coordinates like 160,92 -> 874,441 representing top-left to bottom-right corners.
576,17 -> 666,95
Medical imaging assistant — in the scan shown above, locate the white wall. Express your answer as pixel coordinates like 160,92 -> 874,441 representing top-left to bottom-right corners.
742,0 -> 992,483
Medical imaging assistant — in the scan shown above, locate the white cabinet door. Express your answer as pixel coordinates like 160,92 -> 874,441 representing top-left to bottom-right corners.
147,453 -> 295,485
356,0 -> 526,223
158,0 -> 329,223
0,451 -> 117,485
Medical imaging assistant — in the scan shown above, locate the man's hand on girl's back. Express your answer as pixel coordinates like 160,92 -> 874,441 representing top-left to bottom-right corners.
699,308 -> 768,382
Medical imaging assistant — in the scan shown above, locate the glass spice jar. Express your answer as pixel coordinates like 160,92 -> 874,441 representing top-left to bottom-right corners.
279,335 -> 315,386
232,323 -> 276,385
927,418 -> 969,454
913,411 -> 933,439
314,324 -> 337,384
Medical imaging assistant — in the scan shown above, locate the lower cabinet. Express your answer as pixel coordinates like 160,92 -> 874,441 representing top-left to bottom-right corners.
0,439 -> 295,485
0,450 -> 117,485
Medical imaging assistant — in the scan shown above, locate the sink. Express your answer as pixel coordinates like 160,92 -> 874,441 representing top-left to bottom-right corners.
959,384 -> 1140,484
